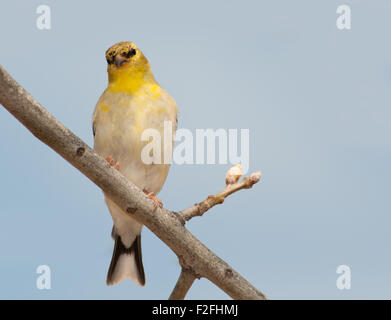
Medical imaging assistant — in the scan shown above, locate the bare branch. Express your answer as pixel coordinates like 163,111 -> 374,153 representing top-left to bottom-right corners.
0,65 -> 267,300
168,267 -> 197,300
180,167 -> 262,222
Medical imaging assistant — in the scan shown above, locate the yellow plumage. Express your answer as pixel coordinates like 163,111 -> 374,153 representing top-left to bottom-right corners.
93,42 -> 177,286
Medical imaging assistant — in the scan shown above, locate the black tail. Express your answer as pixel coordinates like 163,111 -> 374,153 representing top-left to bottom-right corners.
106,231 -> 145,286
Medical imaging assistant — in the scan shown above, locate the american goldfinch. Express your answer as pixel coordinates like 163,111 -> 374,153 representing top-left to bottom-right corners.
92,42 -> 178,286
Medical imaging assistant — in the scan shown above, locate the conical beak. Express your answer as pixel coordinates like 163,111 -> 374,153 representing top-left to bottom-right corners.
114,54 -> 128,67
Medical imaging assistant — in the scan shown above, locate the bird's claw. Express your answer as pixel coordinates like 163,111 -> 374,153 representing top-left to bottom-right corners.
143,189 -> 163,209
106,155 -> 119,170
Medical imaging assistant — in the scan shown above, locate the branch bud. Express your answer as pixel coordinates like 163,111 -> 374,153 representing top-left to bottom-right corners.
225,164 -> 243,185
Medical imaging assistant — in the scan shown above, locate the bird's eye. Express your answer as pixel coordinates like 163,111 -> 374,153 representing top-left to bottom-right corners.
106,51 -> 115,64
130,48 -> 137,56
124,48 -> 137,58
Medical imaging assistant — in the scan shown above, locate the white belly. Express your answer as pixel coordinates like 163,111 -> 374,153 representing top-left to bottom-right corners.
93,90 -> 177,247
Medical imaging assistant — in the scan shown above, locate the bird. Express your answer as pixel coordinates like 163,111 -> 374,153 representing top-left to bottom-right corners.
92,41 -> 178,286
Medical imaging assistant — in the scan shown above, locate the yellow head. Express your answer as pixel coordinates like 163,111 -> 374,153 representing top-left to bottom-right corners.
105,41 -> 154,93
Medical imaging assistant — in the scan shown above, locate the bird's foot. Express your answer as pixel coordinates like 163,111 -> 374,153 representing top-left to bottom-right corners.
106,155 -> 119,170
143,189 -> 163,209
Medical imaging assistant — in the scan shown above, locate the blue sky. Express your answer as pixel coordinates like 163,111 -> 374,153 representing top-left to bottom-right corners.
0,0 -> 390,299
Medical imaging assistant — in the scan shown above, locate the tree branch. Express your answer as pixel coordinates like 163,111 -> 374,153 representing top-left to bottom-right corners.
180,165 -> 261,222
168,267 -> 197,300
0,65 -> 267,300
